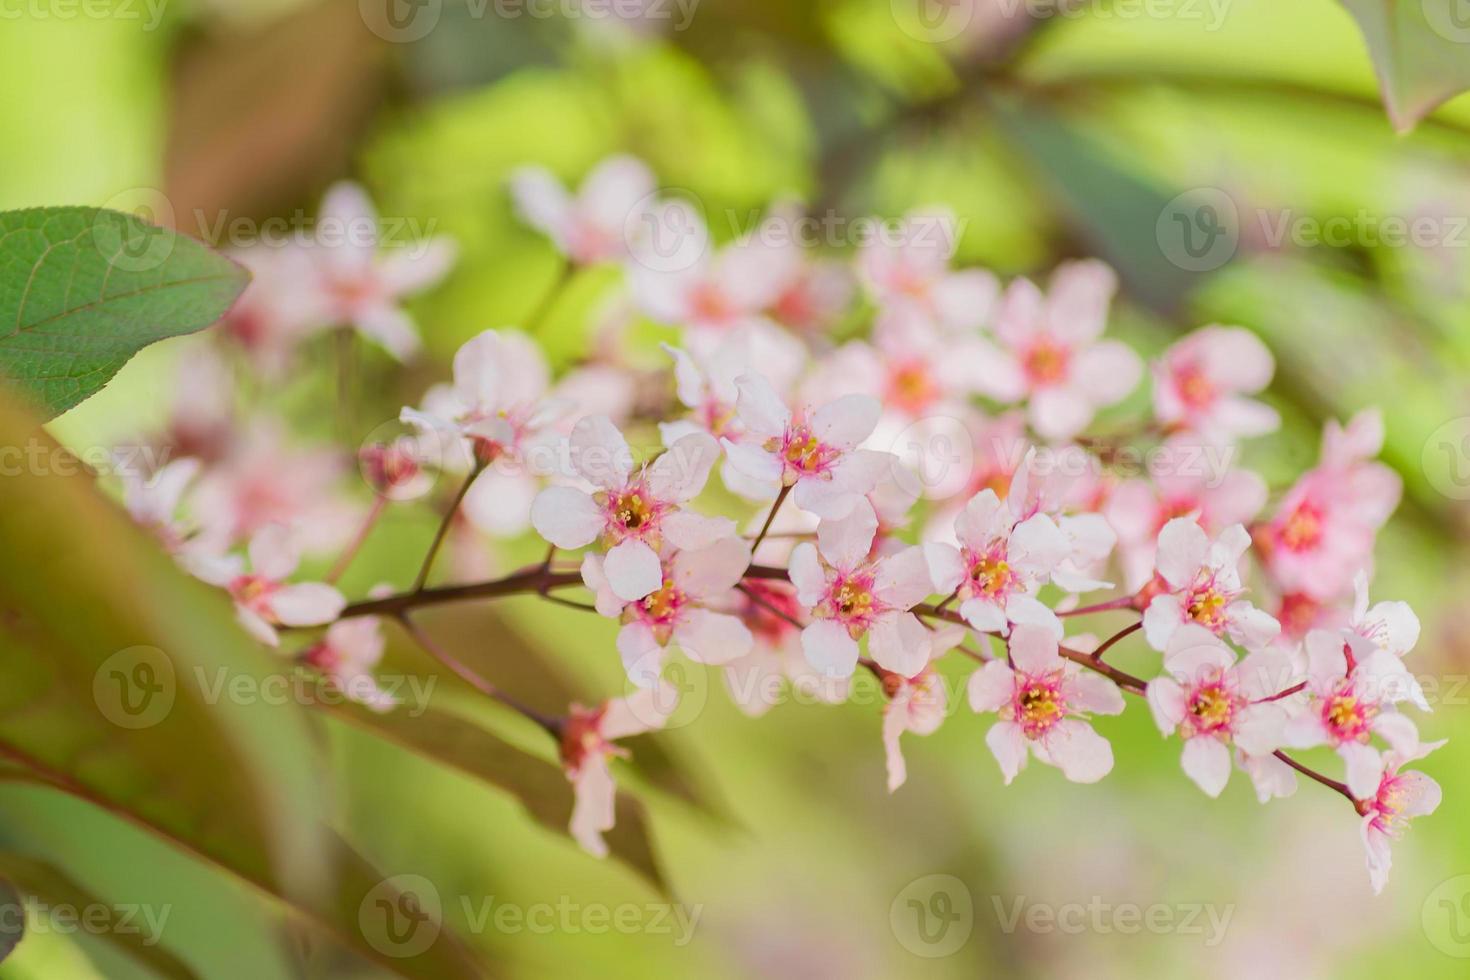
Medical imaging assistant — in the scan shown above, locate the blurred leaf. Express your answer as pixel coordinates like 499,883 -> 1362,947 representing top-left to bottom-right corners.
0,208 -> 247,418
327,701 -> 671,896
0,878 -> 19,965
0,398 -> 486,978
1340,0 -> 1470,131
0,853 -> 194,979
991,98 -> 1206,312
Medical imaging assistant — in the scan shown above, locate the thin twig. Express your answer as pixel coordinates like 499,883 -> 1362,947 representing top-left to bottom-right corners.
412,463 -> 485,594
750,484 -> 791,555
326,497 -> 387,585
1090,621 -> 1143,664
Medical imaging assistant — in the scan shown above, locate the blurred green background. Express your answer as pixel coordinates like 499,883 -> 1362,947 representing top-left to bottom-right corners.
5,0 -> 1470,976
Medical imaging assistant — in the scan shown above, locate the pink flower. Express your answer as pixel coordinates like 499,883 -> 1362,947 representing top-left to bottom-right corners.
301,618 -> 397,712
721,373 -> 891,518
357,436 -> 435,501
119,456 -> 201,554
1105,437 -> 1268,591
582,535 -> 754,687
509,155 -> 657,265
1254,410 -> 1401,601
219,244 -> 328,375
561,681 -> 677,858
1144,625 -> 1293,797
1142,518 -> 1279,652
1360,742 -> 1444,894
533,418 -> 731,601
971,260 -> 1142,440
881,665 -> 949,792
721,580 -> 849,717
966,625 -> 1125,784
658,328 -> 807,447
923,488 -> 1071,638
1152,326 -> 1279,442
194,525 -> 345,646
1344,570 -> 1421,663
1282,628 -> 1425,798
788,500 -> 934,678
307,182 -> 457,359
855,210 -> 998,333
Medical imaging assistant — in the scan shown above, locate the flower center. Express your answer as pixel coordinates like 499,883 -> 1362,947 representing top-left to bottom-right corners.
230,574 -> 277,613
1186,680 -> 1238,737
835,580 -> 874,619
967,552 -> 1014,598
1014,677 -> 1066,738
1186,589 -> 1230,630
886,361 -> 939,414
614,492 -> 652,531
1322,686 -> 1378,743
775,426 -> 836,477
1023,337 -> 1070,386
1175,362 -> 1216,410
689,282 -> 736,325
640,579 -> 685,624
1280,503 -> 1324,552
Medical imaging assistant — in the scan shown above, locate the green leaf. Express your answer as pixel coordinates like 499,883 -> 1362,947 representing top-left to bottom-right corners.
0,397 -> 489,979
0,207 -> 248,419
1340,0 -> 1470,131
0,853 -> 196,979
326,701 -> 671,896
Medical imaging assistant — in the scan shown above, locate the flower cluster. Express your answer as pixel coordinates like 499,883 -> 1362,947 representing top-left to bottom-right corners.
110,162 -> 1439,894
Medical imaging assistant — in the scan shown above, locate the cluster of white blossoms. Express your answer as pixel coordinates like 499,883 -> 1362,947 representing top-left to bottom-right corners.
114,158 -> 1439,889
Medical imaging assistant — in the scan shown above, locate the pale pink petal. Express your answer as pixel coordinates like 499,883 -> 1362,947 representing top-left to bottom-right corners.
601,679 -> 679,738
662,511 -> 738,551
867,613 -> 930,677
580,155 -> 657,231
672,536 -> 750,598
569,755 -> 615,858
1143,594 -> 1185,651
603,540 -> 663,601
1003,594 -> 1063,639
720,438 -> 782,490
1163,624 -> 1236,676
1198,326 -> 1274,391
1071,340 -> 1141,406
810,394 -> 881,450
249,524 -> 299,581
674,609 -> 753,665
569,415 -> 633,488
1146,677 -> 1187,734
617,622 -> 665,688
378,238 -> 457,296
816,498 -> 878,570
1341,742 -> 1385,800
1045,259 -> 1116,342
787,543 -> 828,607
1181,737 -> 1232,797
237,606 -> 279,646
269,583 -> 346,626
959,595 -> 1009,635
873,546 -> 932,610
1360,818 -> 1392,895
1008,513 -> 1070,577
1039,718 -> 1114,783
923,542 -> 964,595
1029,386 -> 1094,441
802,619 -> 860,678
1397,770 -> 1443,819
954,489 -> 1004,548
1372,712 -> 1421,757
733,373 -> 791,439
1226,602 -> 1281,649
354,305 -> 421,360
1008,624 -> 1061,675
508,166 -> 571,237
883,702 -> 913,792
1065,672 -> 1125,715
1363,600 -> 1420,657
646,432 -> 719,501
968,660 -> 1015,712
985,721 -> 1028,785
1155,517 -> 1210,587
530,486 -> 605,549
931,269 -> 999,333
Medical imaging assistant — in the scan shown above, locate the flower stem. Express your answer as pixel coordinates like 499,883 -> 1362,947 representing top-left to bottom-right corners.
1090,621 -> 1142,664
750,484 -> 791,555
412,463 -> 485,594
1057,594 -> 1139,617
326,496 -> 387,585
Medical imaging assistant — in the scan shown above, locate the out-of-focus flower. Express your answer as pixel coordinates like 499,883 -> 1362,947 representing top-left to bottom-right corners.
659,328 -> 807,447
923,488 -> 1071,638
721,373 -> 891,518
193,525 -> 345,646
306,182 -> 457,359
788,500 -> 933,678
533,418 -> 730,600
1254,410 -> 1401,601
1105,436 -> 1268,591
966,624 -> 1124,784
509,155 -> 657,265
219,244 -> 328,375
119,456 -> 201,554
301,617 -> 397,711
1142,518 -> 1279,652
582,535 -> 753,686
970,260 -> 1141,439
879,625 -> 964,791
722,580 -> 849,717
561,681 -> 677,858
856,209 -> 997,333
1145,625 -> 1293,797
1153,326 -> 1279,442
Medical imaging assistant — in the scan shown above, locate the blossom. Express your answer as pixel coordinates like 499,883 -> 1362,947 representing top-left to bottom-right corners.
402,329 -> 567,535
193,525 -> 345,646
219,244 -> 327,375
1105,437 -> 1268,591
1282,628 -> 1425,798
1254,410 -> 1401,601
788,500 -> 933,678
722,580 -> 849,716
720,373 -> 891,518
658,328 -> 806,447
561,681 -> 677,858
119,456 -> 201,554
1142,518 -> 1279,652
508,155 -> 657,265
1144,625 -> 1293,797
966,625 -> 1125,784
582,535 -> 753,686
533,418 -> 731,600
1152,326 -> 1279,441
306,182 -> 457,359
970,260 -> 1142,439
1344,571 -> 1420,662
880,626 -> 964,791
855,209 -> 997,333
923,488 -> 1071,638
300,618 -> 397,711
1360,742 -> 1444,894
